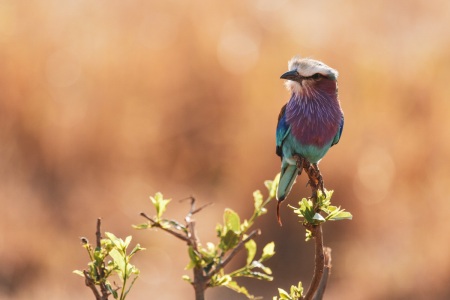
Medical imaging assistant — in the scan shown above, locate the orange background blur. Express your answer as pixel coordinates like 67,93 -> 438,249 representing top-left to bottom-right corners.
1,1 -> 450,299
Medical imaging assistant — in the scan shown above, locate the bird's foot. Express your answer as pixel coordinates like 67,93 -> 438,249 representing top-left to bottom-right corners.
312,163 -> 326,196
317,173 -> 326,197
293,154 -> 304,175
293,155 -> 326,197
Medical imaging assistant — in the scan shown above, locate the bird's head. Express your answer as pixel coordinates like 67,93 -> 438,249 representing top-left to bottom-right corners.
281,56 -> 338,96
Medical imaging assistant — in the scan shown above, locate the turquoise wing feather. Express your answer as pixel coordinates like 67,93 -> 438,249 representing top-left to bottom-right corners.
276,104 -> 290,158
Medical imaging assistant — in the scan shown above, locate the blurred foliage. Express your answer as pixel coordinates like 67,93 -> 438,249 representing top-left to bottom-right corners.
74,230 -> 144,300
289,190 -> 352,241
274,282 -> 304,300
133,176 -> 279,299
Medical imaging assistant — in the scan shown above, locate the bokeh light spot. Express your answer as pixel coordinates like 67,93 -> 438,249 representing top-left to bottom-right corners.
45,50 -> 81,88
354,146 -> 395,204
138,246 -> 173,286
138,12 -> 179,51
217,19 -> 260,74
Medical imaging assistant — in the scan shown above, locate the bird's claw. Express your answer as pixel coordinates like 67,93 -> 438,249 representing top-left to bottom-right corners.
293,154 -> 304,175
293,155 -> 327,197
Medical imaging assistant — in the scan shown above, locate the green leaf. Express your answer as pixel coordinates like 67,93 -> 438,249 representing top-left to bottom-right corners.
289,281 -> 304,298
225,280 -> 254,299
188,246 -> 200,262
328,210 -> 353,221
245,239 -> 257,266
261,242 -> 275,262
105,232 -> 118,243
264,180 -> 273,192
93,248 -> 106,264
248,271 -> 273,281
199,242 -> 216,261
219,229 -> 240,251
182,275 -> 192,283
106,282 -> 118,299
185,259 -> 196,270
165,220 -> 187,233
269,173 -> 281,199
313,213 -> 326,223
105,232 -> 124,252
253,190 -> 263,210
305,229 -> 312,242
224,208 -> 241,233
109,248 -> 125,277
129,244 -> 145,257
240,219 -> 250,233
150,192 -> 171,221
206,242 -> 216,253
73,270 -> 85,277
124,235 -> 132,249
210,273 -> 235,287
132,222 -> 151,230
251,261 -> 272,276
216,223 -> 223,237
277,288 -> 292,299
294,198 -> 315,223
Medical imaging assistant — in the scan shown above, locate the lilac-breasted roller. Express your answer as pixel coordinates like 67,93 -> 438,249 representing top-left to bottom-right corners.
276,56 -> 344,203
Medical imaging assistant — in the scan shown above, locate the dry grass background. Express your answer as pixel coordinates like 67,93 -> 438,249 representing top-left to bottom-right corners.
1,1 -> 450,299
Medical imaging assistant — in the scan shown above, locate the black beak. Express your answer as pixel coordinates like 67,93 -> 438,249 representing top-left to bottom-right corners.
280,70 -> 299,80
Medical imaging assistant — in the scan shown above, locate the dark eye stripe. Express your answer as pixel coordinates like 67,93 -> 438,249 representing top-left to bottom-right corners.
309,73 -> 323,80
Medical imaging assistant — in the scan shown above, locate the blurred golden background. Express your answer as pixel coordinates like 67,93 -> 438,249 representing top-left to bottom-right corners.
1,0 -> 450,299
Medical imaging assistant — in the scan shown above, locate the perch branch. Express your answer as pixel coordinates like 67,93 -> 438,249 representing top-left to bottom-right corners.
293,155 -> 330,300
313,247 -> 332,300
303,225 -> 325,300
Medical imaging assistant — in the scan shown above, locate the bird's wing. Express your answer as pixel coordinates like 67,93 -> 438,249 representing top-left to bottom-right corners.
276,104 -> 291,158
331,113 -> 344,147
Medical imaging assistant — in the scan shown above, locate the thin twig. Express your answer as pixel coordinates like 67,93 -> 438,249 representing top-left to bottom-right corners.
95,218 -> 110,299
96,218 -> 102,249
140,212 -> 190,243
188,218 -> 207,300
184,196 -> 196,223
83,270 -> 102,300
179,197 -> 207,300
206,229 -> 261,279
191,202 -> 213,215
185,197 -> 212,222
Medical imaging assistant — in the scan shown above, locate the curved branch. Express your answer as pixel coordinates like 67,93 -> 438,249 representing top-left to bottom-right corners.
303,225 -> 325,300
313,247 -> 332,300
294,156 -> 331,300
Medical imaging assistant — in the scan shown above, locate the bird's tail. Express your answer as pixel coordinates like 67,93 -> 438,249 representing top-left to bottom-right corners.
276,162 -> 298,202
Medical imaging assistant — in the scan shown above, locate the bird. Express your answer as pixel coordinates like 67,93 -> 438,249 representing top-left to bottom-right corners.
276,56 -> 344,221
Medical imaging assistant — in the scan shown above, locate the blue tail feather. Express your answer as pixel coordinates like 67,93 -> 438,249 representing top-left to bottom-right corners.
277,163 -> 298,201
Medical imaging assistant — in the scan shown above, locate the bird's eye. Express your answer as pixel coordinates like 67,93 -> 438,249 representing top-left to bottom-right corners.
311,73 -> 322,80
